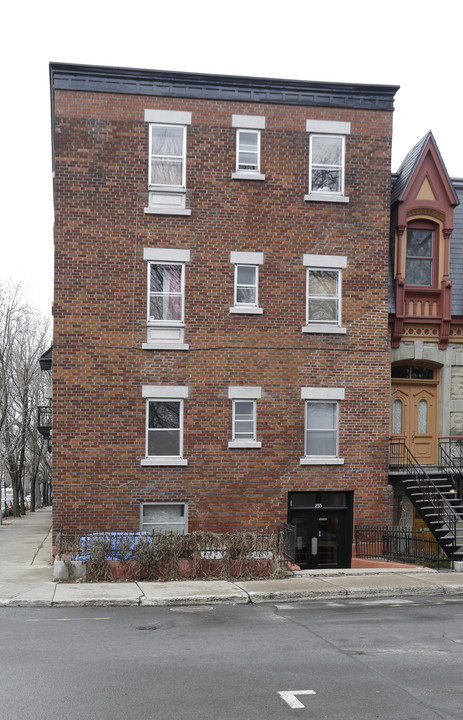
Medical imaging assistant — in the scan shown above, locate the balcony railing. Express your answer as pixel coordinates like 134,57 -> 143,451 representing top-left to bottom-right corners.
37,406 -> 52,436
438,438 -> 463,498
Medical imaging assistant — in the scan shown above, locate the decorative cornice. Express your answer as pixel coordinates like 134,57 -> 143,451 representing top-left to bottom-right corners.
49,62 -> 399,111
406,208 -> 445,222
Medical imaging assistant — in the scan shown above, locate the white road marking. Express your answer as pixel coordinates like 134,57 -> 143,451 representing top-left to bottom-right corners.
278,690 -> 316,709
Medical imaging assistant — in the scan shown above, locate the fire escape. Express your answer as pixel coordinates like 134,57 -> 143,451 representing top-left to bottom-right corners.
389,439 -> 463,561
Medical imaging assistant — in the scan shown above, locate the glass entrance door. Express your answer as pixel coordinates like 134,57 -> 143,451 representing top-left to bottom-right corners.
288,491 -> 353,569
291,510 -> 346,568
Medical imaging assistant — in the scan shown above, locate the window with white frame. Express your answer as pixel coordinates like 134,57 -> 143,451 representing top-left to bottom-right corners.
141,503 -> 187,534
230,251 -> 264,314
236,129 -> 260,173
148,263 -> 184,324
302,255 -> 347,334
141,386 -> 188,466
143,248 -> 190,350
149,124 -> 186,189
228,386 -> 262,448
231,115 -> 265,180
235,265 -> 258,308
233,400 -> 256,440
305,120 -> 350,203
144,109 -> 192,216
300,388 -> 344,465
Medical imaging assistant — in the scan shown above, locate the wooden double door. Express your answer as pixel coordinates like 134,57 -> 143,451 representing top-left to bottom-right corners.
391,376 -> 438,464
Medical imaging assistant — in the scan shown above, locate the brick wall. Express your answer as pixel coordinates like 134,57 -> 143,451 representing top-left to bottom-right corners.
52,89 -> 394,535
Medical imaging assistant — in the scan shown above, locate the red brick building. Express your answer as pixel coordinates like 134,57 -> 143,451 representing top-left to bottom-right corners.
49,63 -> 399,568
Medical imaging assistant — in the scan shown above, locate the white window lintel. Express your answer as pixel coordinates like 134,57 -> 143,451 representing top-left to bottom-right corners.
230,251 -> 264,265
145,109 -> 192,125
228,386 -> 262,399
305,119 -> 351,135
303,254 -> 347,268
144,248 -> 190,263
142,386 -> 189,399
301,387 -> 345,400
232,114 -> 266,129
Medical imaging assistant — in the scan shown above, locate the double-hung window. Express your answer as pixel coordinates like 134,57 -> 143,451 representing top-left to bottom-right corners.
406,227 -> 434,286
228,387 -> 262,449
149,124 -> 186,189
141,386 -> 189,466
143,248 -> 190,350
230,251 -> 264,314
235,265 -> 258,307
144,109 -> 192,215
148,263 -> 184,324
305,120 -> 350,203
300,388 -> 345,465
231,115 -> 265,181
236,129 -> 260,172
302,255 -> 347,334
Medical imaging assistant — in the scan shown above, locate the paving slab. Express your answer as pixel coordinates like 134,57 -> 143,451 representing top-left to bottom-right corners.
318,572 -> 444,598
236,576 -> 348,603
0,582 -> 56,606
53,582 -> 142,607
412,573 -> 463,594
138,580 -> 249,606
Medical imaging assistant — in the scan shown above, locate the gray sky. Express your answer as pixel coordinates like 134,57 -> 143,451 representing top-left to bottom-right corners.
2,0 -> 462,318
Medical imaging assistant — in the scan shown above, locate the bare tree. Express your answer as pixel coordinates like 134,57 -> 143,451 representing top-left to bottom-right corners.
0,283 -> 50,516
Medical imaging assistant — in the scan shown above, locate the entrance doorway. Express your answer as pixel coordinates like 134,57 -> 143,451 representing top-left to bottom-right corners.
288,491 -> 353,569
391,363 -> 439,464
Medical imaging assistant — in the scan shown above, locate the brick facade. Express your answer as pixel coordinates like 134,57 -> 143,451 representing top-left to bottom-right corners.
50,66 -> 397,560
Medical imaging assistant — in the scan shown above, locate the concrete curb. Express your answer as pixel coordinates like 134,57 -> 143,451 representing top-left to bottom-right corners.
1,572 -> 463,607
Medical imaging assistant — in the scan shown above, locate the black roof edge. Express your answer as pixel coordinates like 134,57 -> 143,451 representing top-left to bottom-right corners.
39,345 -> 53,372
49,62 -> 400,112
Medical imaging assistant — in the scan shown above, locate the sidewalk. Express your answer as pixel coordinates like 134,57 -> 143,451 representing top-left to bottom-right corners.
1,507 -> 463,607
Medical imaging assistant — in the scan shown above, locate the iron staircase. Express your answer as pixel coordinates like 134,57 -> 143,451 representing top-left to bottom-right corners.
389,440 -> 463,561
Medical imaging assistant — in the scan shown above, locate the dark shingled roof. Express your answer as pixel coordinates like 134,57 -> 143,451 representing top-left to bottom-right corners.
391,131 -> 459,207
391,131 -> 433,204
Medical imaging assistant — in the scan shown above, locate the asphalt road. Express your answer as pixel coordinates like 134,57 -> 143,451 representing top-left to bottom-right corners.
1,596 -> 462,720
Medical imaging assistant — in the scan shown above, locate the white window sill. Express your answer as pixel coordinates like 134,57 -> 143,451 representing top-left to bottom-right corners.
144,207 -> 192,216
304,193 -> 349,204
142,343 -> 190,351
228,440 -> 262,449
141,458 -> 188,466
231,172 -> 266,181
302,325 -> 346,334
300,457 -> 344,465
229,307 -> 263,314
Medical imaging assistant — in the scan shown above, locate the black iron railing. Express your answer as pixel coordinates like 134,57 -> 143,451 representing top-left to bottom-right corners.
278,523 -> 296,563
355,525 -> 448,569
439,439 -> 463,498
37,406 -> 52,436
389,439 -> 457,553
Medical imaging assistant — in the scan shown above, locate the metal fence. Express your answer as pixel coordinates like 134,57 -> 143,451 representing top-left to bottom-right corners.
278,523 -> 296,563
54,526 -> 296,581
355,525 -> 449,569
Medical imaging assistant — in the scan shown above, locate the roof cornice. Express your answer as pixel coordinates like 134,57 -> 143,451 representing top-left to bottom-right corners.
49,62 -> 399,111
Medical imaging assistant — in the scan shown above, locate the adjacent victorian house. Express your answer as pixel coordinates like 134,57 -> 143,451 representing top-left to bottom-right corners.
389,132 -> 463,560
